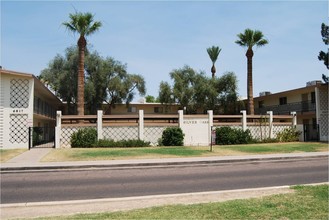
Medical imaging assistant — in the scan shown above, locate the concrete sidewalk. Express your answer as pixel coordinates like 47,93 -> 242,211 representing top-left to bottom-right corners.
1,148 -> 328,171
5,148 -> 52,164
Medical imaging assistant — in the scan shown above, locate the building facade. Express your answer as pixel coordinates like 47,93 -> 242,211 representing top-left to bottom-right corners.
254,81 -> 328,142
1,68 -> 328,149
0,69 -> 62,149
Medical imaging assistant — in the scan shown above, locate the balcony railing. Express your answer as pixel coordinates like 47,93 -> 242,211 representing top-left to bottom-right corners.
255,101 -> 316,115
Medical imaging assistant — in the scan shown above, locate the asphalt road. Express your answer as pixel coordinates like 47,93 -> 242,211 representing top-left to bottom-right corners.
1,157 -> 328,204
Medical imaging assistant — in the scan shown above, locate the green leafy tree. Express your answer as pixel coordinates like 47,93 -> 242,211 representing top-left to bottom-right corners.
158,66 -> 239,114
217,72 -> 239,114
105,62 -> 146,114
40,47 -> 146,115
84,51 -> 109,114
207,46 -> 222,78
170,66 -> 196,113
318,23 -> 329,83
40,47 -> 79,114
192,72 -> 217,113
158,82 -> 174,113
235,29 -> 268,115
145,95 -> 157,103
63,12 -> 102,115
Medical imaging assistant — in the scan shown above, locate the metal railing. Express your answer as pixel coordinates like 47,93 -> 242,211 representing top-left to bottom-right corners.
255,101 -> 316,115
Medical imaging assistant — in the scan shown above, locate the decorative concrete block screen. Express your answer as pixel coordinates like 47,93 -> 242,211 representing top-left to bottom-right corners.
55,110 -> 297,148
103,126 -> 138,141
272,124 -> 292,138
316,86 -> 328,142
144,126 -> 172,146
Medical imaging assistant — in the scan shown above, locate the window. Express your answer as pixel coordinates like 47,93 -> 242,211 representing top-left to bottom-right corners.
154,107 -> 163,113
128,106 -> 136,113
311,92 -> 316,103
279,97 -> 287,105
258,101 -> 264,108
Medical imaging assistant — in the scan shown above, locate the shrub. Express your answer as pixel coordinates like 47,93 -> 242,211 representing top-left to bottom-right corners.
94,139 -> 150,148
277,127 -> 301,142
216,127 -> 254,145
162,127 -> 185,146
71,128 -> 97,148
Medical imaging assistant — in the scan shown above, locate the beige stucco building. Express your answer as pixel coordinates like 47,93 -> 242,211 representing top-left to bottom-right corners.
254,81 -> 328,142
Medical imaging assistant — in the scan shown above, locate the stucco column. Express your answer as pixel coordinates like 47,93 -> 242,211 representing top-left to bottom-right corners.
291,111 -> 297,127
139,110 -> 144,140
178,110 -> 184,128
267,111 -> 273,139
97,110 -> 103,140
55,111 -> 62,149
240,110 -> 247,131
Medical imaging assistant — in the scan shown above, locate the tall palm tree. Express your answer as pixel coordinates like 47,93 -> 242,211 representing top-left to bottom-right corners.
207,46 -> 221,78
235,29 -> 268,115
63,12 -> 102,115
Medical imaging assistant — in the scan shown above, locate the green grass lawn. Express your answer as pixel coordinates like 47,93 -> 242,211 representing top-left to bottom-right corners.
219,142 -> 329,153
41,142 -> 328,162
36,185 -> 329,220
0,149 -> 27,162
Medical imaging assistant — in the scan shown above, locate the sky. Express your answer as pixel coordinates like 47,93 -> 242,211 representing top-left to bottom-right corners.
1,0 -> 328,101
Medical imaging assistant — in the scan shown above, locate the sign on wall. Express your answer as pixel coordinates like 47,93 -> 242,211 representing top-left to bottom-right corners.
181,118 -> 209,146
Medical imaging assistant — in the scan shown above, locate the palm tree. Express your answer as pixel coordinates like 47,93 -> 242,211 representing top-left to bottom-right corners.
63,12 -> 102,115
235,29 -> 268,115
207,46 -> 221,78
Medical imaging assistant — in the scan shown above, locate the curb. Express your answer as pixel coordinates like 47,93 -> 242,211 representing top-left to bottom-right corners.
1,154 -> 328,172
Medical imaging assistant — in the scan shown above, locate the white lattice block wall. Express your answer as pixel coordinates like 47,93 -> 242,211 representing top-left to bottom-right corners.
272,125 -> 292,138
103,126 -> 138,141
214,125 -> 241,129
144,126 -> 171,145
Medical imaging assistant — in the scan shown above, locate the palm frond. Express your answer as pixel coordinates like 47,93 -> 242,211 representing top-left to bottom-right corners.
207,46 -> 221,63
62,22 -> 77,33
236,28 -> 268,49
63,11 -> 102,37
256,39 -> 269,47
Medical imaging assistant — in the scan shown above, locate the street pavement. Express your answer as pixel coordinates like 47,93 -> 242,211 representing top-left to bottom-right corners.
0,148 -> 328,219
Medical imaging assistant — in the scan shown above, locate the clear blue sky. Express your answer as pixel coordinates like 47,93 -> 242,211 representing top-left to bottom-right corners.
1,0 -> 328,100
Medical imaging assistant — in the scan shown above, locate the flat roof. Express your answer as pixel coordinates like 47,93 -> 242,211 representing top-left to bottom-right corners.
0,69 -> 33,78
253,84 -> 325,100
1,68 -> 62,106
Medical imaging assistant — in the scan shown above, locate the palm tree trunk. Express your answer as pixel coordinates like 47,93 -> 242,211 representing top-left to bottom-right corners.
246,48 -> 254,115
211,64 -> 216,78
77,35 -> 86,116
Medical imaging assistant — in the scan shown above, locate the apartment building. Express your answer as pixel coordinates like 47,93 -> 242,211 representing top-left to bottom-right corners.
254,81 -> 328,142
1,68 -> 327,149
0,69 -> 62,149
